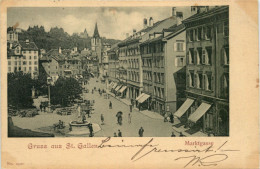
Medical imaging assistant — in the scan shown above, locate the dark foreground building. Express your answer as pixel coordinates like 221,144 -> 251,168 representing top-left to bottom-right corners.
175,6 -> 229,136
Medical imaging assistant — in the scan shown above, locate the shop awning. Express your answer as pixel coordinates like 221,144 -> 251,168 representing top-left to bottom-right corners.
138,94 -> 150,103
135,93 -> 145,101
119,86 -> 127,93
115,85 -> 122,92
188,102 -> 211,123
174,98 -> 194,118
112,83 -> 118,89
108,82 -> 114,88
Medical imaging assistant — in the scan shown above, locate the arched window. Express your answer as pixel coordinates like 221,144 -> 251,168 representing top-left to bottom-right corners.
224,47 -> 229,65
189,49 -> 194,64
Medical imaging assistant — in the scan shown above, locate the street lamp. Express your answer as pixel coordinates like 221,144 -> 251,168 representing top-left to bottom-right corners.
47,77 -> 53,113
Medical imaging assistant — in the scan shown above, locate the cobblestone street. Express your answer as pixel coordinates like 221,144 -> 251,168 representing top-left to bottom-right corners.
82,77 -> 175,137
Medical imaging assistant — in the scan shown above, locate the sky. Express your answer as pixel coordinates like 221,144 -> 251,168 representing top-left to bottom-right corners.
8,7 -> 192,40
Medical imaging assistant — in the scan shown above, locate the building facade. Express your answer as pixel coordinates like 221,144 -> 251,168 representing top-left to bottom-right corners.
176,6 -> 229,136
140,10 -> 187,115
7,37 -> 39,79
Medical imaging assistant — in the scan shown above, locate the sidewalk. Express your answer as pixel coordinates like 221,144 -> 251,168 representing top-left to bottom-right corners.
107,91 -> 164,120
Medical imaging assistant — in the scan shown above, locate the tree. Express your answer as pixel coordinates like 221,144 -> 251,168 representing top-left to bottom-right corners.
50,77 -> 82,106
8,72 -> 34,109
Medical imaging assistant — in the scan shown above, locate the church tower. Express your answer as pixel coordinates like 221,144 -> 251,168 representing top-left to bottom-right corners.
91,22 -> 102,51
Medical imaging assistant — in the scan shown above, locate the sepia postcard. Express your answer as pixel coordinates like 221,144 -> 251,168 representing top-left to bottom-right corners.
1,0 -> 259,168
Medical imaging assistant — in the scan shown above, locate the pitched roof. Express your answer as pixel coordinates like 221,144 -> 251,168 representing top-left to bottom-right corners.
93,22 -> 100,38
118,17 -> 170,47
19,41 -> 38,50
163,24 -> 186,40
182,6 -> 228,24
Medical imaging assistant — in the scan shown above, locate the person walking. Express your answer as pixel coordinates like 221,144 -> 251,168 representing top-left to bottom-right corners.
109,101 -> 112,109
89,123 -> 94,137
179,132 -> 184,137
129,104 -> 132,112
101,114 -> 104,125
40,104 -> 43,112
170,113 -> 174,124
139,127 -> 144,137
171,132 -> 176,137
118,130 -> 122,137
43,105 -> 46,112
128,113 -> 132,124
113,132 -> 117,137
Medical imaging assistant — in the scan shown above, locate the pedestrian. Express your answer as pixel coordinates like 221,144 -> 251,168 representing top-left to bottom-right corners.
164,113 -> 168,122
179,132 -> 184,137
118,129 -> 122,137
82,114 -> 86,123
101,114 -> 104,125
109,101 -> 112,109
114,132 -> 117,137
40,104 -> 43,112
89,123 -> 94,137
128,113 -> 132,124
98,88 -> 100,93
130,104 -> 132,112
170,113 -> 174,124
92,89 -> 94,94
171,132 -> 176,137
43,105 -> 46,112
139,127 -> 144,137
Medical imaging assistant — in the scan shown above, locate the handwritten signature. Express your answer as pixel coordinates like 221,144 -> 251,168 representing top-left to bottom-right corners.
97,137 -> 239,168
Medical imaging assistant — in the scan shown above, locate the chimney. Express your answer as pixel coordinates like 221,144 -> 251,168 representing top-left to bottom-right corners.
59,47 -> 62,54
126,33 -> 129,38
172,7 -> 176,16
143,18 -> 148,29
191,6 -> 198,15
176,12 -> 183,25
149,17 -> 154,26
26,39 -> 29,44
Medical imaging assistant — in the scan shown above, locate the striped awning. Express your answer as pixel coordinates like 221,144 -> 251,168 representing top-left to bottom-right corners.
138,94 -> 150,103
135,93 -> 145,101
188,102 -> 211,123
174,98 -> 194,118
119,86 -> 127,93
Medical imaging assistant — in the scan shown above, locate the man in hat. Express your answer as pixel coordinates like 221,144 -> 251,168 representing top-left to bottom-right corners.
118,130 -> 122,137
170,113 -> 174,124
101,114 -> 104,125
139,127 -> 144,137
109,101 -> 112,109
171,132 -> 176,137
89,123 -> 94,137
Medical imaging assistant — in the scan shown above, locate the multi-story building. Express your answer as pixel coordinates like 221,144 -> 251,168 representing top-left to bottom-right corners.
107,45 -> 120,90
139,9 -> 187,115
42,48 -> 82,80
175,6 -> 229,136
7,38 -> 39,79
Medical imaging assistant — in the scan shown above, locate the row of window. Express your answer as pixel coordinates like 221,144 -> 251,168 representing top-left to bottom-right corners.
8,66 -> 38,72
188,47 -> 229,65
154,72 -> 165,84
140,42 -> 165,55
128,71 -> 140,82
22,51 -> 38,54
143,71 -> 152,81
11,55 -> 38,60
188,47 -> 212,65
154,86 -> 165,99
129,59 -> 139,69
188,72 -> 213,90
8,61 -> 38,65
187,22 -> 229,42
